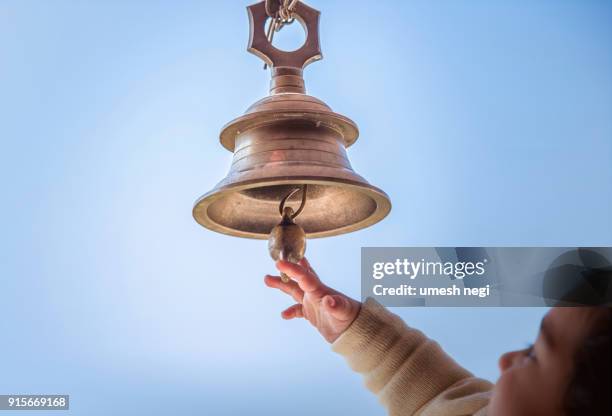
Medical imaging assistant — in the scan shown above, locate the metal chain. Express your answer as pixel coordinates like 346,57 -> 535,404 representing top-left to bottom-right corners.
263,0 -> 301,69
279,0 -> 299,21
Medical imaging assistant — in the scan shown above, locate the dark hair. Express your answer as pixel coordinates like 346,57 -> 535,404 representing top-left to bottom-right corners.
564,308 -> 611,416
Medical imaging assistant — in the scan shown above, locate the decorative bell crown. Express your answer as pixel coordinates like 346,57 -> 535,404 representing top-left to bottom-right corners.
193,1 -> 391,241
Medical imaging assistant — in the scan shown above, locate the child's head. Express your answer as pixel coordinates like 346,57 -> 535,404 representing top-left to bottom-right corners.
490,307 -> 610,416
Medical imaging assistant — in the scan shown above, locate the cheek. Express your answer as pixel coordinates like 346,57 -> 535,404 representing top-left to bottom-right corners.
491,367 -> 557,416
491,368 -> 545,416
490,372 -> 523,416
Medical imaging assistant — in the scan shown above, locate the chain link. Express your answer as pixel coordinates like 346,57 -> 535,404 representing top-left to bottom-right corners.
263,0 -> 301,69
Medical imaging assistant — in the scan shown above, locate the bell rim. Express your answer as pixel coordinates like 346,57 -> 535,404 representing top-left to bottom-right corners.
192,177 -> 391,240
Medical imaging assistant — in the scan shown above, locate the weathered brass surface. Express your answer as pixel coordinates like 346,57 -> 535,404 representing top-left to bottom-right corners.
193,1 -> 391,239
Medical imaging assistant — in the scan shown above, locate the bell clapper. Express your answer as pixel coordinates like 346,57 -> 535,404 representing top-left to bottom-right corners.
268,185 -> 308,283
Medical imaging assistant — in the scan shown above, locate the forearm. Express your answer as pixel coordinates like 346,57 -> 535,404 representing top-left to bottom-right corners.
332,298 -> 492,416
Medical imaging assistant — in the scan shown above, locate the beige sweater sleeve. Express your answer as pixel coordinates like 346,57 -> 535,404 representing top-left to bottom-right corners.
332,298 -> 492,416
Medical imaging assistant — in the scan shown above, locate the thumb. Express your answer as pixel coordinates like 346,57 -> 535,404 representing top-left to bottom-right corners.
322,295 -> 355,322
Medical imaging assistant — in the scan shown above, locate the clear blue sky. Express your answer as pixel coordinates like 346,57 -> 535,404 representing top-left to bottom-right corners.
1,1 -> 610,415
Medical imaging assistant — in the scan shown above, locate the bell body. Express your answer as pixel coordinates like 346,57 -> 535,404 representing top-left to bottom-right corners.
193,90 -> 391,239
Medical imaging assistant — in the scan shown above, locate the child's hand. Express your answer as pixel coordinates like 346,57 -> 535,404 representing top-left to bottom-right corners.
264,258 -> 361,343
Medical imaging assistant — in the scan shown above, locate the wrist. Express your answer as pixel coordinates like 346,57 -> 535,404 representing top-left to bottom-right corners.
328,299 -> 361,343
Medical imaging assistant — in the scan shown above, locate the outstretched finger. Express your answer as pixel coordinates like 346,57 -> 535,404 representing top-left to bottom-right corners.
276,260 -> 321,293
264,275 -> 304,303
298,257 -> 317,275
281,304 -> 304,320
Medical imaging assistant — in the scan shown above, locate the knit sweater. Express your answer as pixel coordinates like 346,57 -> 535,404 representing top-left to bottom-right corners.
332,298 -> 493,416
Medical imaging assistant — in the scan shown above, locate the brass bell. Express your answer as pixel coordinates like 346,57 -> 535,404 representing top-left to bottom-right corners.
193,1 -> 391,247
